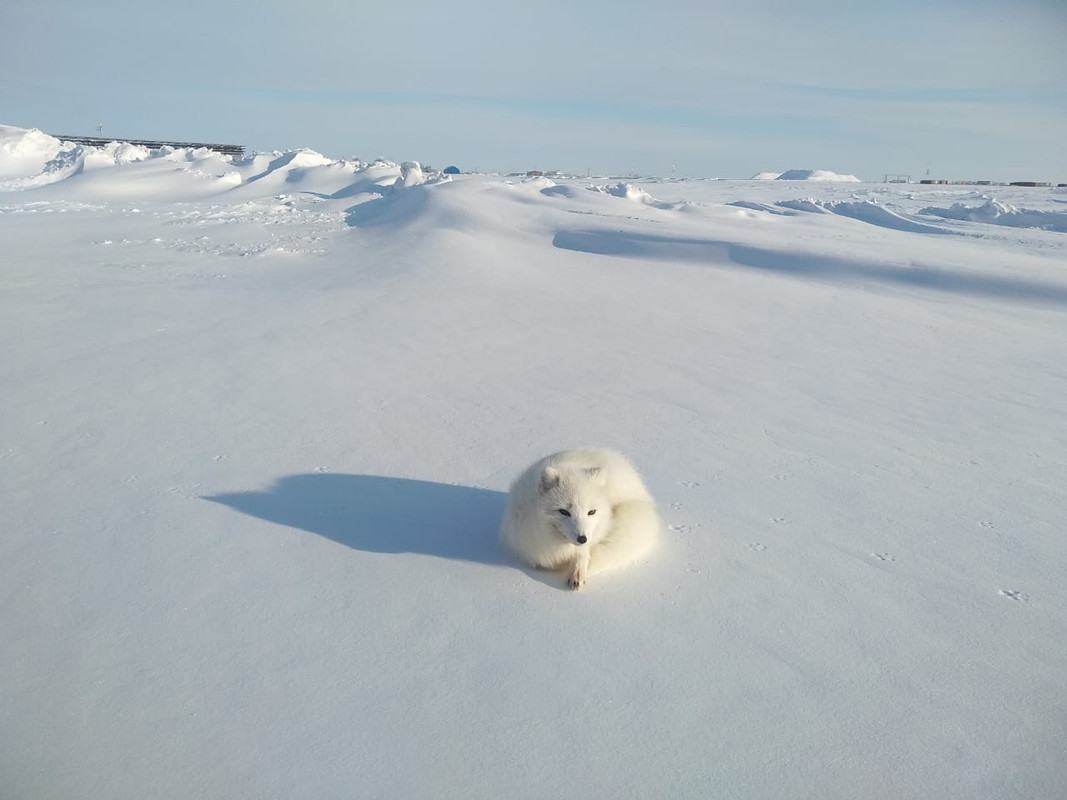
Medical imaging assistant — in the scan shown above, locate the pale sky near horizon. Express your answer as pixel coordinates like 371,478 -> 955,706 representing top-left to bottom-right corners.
3,0 -> 1065,180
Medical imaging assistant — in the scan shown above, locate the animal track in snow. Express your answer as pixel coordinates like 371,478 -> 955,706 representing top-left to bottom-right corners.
746,542 -> 767,552
998,589 -> 1030,603
872,552 -> 897,562
771,516 -> 787,524
668,523 -> 692,534
978,521 -> 996,530
680,480 -> 700,488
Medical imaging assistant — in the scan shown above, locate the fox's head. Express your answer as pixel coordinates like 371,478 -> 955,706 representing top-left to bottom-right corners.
538,465 -> 612,546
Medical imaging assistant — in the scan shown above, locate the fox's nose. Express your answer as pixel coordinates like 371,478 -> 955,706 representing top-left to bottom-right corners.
576,535 -> 588,545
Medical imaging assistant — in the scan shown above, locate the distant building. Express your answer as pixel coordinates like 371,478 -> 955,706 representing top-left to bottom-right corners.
443,166 -> 461,174
526,170 -> 544,177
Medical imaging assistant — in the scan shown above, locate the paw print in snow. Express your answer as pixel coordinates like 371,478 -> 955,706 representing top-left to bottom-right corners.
998,589 -> 1030,603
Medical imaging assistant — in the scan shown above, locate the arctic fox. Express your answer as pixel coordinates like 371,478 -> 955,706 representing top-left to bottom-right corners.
499,448 -> 660,590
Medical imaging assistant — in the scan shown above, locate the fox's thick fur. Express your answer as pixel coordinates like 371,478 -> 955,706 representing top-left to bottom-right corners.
499,448 -> 660,590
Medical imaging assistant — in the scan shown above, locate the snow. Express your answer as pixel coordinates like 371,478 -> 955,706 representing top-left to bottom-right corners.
750,169 -> 863,182
395,160 -> 426,188
0,124 -> 68,179
2,124 -> 1066,799
775,168 -> 863,182
920,197 -> 1067,233
587,181 -> 671,207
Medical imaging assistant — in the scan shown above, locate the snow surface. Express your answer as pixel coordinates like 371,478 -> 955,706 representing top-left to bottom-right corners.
749,169 -> 863,182
776,169 -> 862,182
920,197 -> 1067,233
3,125 -> 1066,799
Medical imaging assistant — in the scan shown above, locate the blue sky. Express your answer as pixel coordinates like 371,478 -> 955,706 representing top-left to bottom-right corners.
3,0 -> 1064,180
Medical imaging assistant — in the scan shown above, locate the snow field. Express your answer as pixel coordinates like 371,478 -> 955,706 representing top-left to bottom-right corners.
2,125 -> 1066,799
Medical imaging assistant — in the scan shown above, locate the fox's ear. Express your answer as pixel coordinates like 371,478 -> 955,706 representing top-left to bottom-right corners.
584,466 -> 606,485
539,466 -> 560,493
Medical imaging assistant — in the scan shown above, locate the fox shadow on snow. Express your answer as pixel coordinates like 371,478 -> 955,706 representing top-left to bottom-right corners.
207,474 -> 511,567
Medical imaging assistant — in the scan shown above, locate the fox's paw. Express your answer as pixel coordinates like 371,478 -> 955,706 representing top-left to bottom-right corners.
568,567 -> 586,591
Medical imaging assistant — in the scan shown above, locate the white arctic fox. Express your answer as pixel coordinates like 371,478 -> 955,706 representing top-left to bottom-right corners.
499,448 -> 660,590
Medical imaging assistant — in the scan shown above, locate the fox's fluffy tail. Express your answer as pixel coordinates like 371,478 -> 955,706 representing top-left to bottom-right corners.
588,500 -> 660,576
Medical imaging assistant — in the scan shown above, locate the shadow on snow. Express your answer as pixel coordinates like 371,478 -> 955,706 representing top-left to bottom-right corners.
553,229 -> 1067,307
206,474 -> 509,566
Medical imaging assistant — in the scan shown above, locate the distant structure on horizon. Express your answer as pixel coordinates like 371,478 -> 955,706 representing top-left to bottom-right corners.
919,178 -> 1053,187
51,133 -> 244,158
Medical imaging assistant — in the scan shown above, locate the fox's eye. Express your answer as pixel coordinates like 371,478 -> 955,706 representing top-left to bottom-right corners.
558,509 -> 571,517
587,509 -> 597,516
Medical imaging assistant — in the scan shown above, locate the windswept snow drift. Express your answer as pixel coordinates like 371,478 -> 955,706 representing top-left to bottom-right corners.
920,197 -> 1067,232
0,127 -> 447,202
587,181 -> 674,208
2,123 -> 1066,800
0,124 -> 68,179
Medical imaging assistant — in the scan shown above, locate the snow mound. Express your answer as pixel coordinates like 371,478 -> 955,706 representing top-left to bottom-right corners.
588,182 -> 669,207
0,125 -> 66,180
776,169 -> 862,182
521,176 -> 556,190
0,124 -> 396,201
823,201 -> 952,234
0,140 -> 152,189
232,151 -> 281,173
394,161 -> 425,189
241,149 -> 338,183
251,149 -> 334,175
919,198 -> 1067,233
750,169 -> 860,182
0,123 -> 242,195
775,198 -> 832,214
97,141 -> 152,164
235,149 -> 359,195
281,149 -> 333,170
763,197 -> 952,233
10,145 -> 89,188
